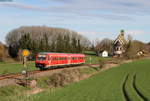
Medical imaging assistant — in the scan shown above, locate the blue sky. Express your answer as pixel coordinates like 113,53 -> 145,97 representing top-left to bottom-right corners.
0,0 -> 150,43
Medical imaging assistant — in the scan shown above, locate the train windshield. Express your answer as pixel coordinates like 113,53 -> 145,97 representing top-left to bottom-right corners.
38,55 -> 46,61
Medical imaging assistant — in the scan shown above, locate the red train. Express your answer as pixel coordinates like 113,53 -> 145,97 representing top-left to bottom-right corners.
35,52 -> 85,70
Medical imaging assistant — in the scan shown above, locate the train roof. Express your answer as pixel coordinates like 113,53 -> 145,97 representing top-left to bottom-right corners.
38,52 -> 85,56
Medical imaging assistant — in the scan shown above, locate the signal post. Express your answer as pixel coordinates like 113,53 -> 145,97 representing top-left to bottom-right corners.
22,49 -> 30,86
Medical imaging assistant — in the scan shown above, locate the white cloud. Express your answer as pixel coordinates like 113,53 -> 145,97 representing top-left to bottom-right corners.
78,31 -> 99,35
78,31 -> 115,41
126,30 -> 145,35
0,2 -> 50,11
1,0 -> 150,21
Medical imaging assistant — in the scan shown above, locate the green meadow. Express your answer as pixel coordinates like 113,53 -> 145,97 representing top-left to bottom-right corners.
27,59 -> 150,101
0,58 -> 149,101
0,62 -> 36,75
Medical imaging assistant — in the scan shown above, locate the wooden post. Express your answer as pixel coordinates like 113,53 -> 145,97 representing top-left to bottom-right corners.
23,56 -> 28,86
22,49 -> 30,86
90,56 -> 92,65
23,56 -> 27,68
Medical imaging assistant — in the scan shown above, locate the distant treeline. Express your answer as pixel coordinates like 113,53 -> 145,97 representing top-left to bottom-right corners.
5,26 -> 90,60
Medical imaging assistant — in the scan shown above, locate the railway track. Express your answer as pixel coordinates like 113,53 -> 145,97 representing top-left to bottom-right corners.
0,70 -> 41,80
0,64 -> 99,81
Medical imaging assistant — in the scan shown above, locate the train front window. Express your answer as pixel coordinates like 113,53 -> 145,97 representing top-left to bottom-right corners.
38,55 -> 46,61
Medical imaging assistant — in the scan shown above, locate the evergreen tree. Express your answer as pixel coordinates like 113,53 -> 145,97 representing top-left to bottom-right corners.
63,35 -> 69,53
19,33 -> 32,50
77,39 -> 82,53
71,37 -> 77,53
51,40 -> 56,52
56,35 -> 63,52
43,33 -> 49,51
39,38 -> 44,52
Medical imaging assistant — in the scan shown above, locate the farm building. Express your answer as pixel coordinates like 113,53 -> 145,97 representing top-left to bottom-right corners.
102,50 -> 108,57
96,50 -> 109,57
113,30 -> 127,57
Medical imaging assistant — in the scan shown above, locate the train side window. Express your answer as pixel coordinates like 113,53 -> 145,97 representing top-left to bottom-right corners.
53,57 -> 56,60
48,56 -> 51,60
73,57 -> 77,60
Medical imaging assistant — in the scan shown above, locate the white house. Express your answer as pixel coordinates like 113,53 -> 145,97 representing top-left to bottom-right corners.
102,50 -> 108,57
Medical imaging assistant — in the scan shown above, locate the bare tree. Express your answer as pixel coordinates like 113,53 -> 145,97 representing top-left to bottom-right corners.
95,38 -> 113,56
6,26 -> 90,59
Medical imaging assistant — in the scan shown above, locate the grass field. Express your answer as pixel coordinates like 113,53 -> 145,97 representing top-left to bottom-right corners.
85,55 -> 112,64
1,58 -> 149,101
0,61 -> 36,75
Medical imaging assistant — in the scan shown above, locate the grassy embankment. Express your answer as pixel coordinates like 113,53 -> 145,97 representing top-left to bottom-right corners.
0,58 -> 150,101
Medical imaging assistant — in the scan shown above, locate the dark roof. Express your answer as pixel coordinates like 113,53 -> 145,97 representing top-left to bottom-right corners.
114,33 -> 127,45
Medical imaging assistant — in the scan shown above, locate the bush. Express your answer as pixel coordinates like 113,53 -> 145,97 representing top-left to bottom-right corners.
125,40 -> 145,59
0,43 -> 5,62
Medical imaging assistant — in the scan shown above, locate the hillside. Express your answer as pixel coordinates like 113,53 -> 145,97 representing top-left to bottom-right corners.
2,58 -> 150,101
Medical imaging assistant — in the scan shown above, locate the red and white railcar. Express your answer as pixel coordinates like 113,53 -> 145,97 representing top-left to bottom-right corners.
35,52 -> 85,70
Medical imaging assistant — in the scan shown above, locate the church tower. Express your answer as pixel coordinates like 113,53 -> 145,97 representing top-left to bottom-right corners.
113,30 -> 127,57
